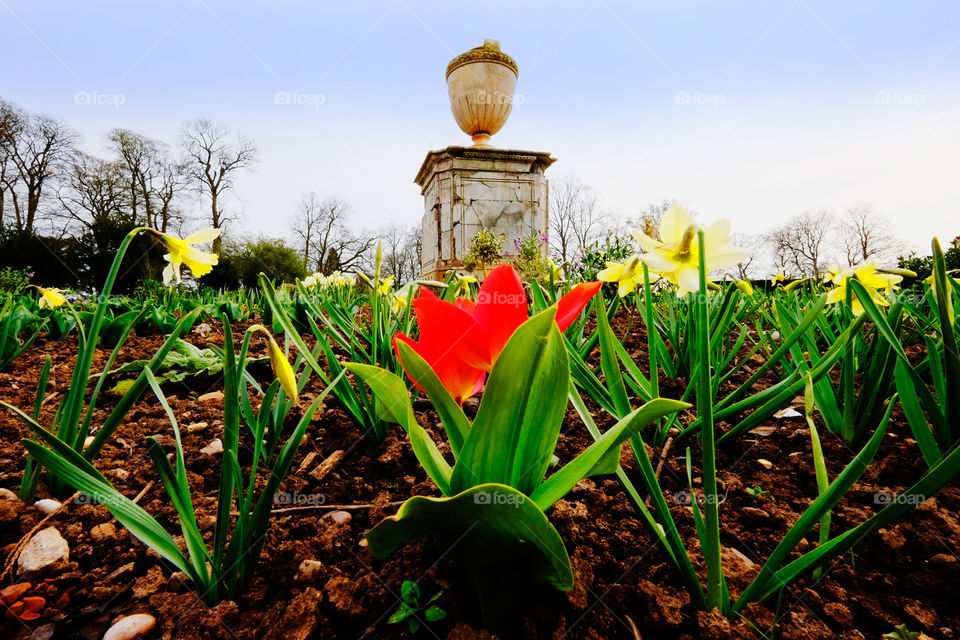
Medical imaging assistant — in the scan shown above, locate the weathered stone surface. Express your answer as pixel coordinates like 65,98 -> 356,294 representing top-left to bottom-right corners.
0,487 -> 18,501
18,527 -> 69,573
416,146 -> 553,280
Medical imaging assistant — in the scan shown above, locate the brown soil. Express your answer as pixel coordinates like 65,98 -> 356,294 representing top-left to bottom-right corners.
1,317 -> 957,640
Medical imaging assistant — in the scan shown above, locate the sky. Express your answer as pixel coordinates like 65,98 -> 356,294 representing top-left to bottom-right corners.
2,0 -> 958,257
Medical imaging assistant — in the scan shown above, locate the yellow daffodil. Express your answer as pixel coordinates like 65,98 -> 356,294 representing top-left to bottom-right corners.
824,261 -> 903,316
154,228 -> 221,285
393,283 -> 417,314
34,286 -> 67,309
924,272 -> 959,322
377,276 -> 395,295
250,325 -> 297,400
547,258 -> 564,282
631,204 -> 748,297
770,272 -> 786,286
598,255 -> 654,297
454,273 -> 477,296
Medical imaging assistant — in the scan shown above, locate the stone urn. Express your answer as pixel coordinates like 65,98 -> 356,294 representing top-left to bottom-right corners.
446,40 -> 518,147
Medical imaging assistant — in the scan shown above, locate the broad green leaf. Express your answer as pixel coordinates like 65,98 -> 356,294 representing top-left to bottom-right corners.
530,398 -> 689,511
366,483 -> 572,621
451,309 -> 569,495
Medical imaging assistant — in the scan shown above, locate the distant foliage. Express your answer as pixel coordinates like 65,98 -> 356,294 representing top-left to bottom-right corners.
0,266 -> 32,294
898,235 -> 960,281
574,233 -> 634,283
210,238 -> 307,289
508,232 -> 551,281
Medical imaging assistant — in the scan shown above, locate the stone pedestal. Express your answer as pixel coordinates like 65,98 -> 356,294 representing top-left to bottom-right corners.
416,145 -> 555,280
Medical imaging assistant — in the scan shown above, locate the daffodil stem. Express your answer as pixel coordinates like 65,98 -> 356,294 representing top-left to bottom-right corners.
696,230 -> 724,612
842,284 -> 856,443
643,265 -> 660,437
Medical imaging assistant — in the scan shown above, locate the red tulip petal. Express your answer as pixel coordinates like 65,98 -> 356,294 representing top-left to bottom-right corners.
413,295 -> 490,369
394,334 -> 486,405
474,265 -> 528,363
555,281 -> 602,332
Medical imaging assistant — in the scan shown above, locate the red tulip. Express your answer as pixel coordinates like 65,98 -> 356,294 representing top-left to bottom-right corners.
394,265 -> 601,404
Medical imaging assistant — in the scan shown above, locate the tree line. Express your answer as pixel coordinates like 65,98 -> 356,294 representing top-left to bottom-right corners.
0,97 -> 420,290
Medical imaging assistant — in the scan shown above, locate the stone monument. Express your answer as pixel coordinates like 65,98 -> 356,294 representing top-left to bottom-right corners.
417,40 -> 554,280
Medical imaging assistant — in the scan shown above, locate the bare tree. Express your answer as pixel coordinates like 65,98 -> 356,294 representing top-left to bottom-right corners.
839,203 -> 901,266
180,117 -> 257,249
766,209 -> 835,278
288,194 -> 375,274
549,177 -> 603,266
54,152 -> 129,232
730,232 -> 763,280
0,103 -> 77,232
0,100 -> 25,226
381,223 -> 421,282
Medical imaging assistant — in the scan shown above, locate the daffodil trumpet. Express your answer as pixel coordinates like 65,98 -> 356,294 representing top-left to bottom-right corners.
29,285 -> 68,309
145,228 -> 221,285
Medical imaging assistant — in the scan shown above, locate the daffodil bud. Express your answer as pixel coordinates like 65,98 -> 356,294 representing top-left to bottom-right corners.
734,280 -> 754,296
250,326 -> 298,401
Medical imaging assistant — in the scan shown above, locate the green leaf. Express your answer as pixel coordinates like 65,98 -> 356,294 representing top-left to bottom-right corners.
345,363 -> 453,495
424,605 -> 446,622
366,483 -> 572,623
395,340 -> 471,457
530,397 -> 689,511
450,308 -> 569,495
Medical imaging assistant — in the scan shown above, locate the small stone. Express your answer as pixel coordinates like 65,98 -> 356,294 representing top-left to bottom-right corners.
83,436 -> 95,450
29,623 -> 56,640
198,390 -> 224,403
773,407 -> 802,419
322,510 -> 352,526
168,571 -> 188,592
756,459 -> 774,470
742,507 -> 770,519
90,523 -> 116,541
728,547 -> 756,568
295,559 -> 324,582
0,488 -> 18,501
186,421 -> 208,433
200,438 -> 223,456
18,527 -> 69,573
33,499 -> 62,515
102,613 -> 156,640
749,426 -> 776,437
197,515 -> 216,530
108,468 -> 130,481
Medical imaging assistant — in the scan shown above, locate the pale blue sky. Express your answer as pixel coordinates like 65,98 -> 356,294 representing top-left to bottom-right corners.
2,1 -> 958,254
